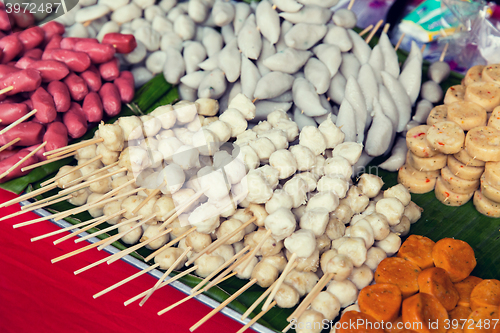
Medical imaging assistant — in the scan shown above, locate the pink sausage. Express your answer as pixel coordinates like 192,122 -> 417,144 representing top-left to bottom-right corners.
80,66 -> 101,92
63,102 -> 87,139
23,48 -> 42,59
0,150 -> 19,162
49,49 -> 91,72
42,22 -> 65,42
44,35 -> 62,51
0,148 -> 39,183
60,37 -> 97,50
63,72 -> 88,101
0,121 -> 44,146
0,69 -> 42,95
0,35 -> 23,64
27,60 -> 69,82
82,91 -> 103,123
0,103 -> 28,124
0,96 -> 23,104
0,8 -> 11,32
113,71 -> 134,103
17,26 -> 44,50
102,33 -> 137,54
31,87 -> 57,123
10,12 -> 34,28
73,41 -> 115,64
98,83 -> 121,116
98,57 -> 119,81
23,98 -> 33,110
43,122 -> 68,154
14,56 -> 36,69
0,64 -> 20,78
47,81 -> 70,112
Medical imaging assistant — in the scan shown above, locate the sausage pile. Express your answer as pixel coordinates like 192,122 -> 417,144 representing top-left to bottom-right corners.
0,13 -> 136,183
398,64 -> 500,218
33,94 -> 426,331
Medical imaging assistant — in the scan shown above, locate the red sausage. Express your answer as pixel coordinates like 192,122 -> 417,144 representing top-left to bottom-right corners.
0,148 -> 39,183
102,33 -> 137,54
0,150 -> 19,162
82,91 -> 103,123
23,48 -> 42,59
60,37 -> 97,50
47,81 -> 70,112
0,64 -> 20,78
0,121 -> 44,146
17,26 -> 44,50
0,103 -> 28,124
0,68 -> 42,95
63,102 -> 87,139
42,22 -> 65,42
99,57 -> 119,81
49,49 -> 91,72
80,66 -> 101,92
98,82 -> 121,116
43,122 -> 68,154
27,60 -> 69,82
44,34 -> 62,51
0,35 -> 23,64
31,87 -> 57,123
10,11 -> 34,28
114,71 -> 134,103
0,8 -> 11,31
63,72 -> 88,101
73,41 -> 115,64
14,56 -> 36,69
23,98 -> 33,110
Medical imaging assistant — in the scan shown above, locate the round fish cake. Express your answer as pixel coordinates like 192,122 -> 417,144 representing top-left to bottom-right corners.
440,166 -> 479,194
435,176 -> 474,207
465,126 -> 500,162
454,149 -> 485,167
484,161 -> 500,188
446,101 -> 487,131
488,106 -> 500,131
406,125 -> 438,158
426,121 -> 465,154
447,155 -> 484,181
482,64 -> 500,85
407,151 -> 447,172
398,164 -> 437,194
463,65 -> 484,86
480,174 -> 500,203
473,190 -> 500,217
444,85 -> 465,105
464,81 -> 500,112
427,105 -> 448,126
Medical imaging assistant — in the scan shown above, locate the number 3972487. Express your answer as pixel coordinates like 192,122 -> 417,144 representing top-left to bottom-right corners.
5,2 -> 61,14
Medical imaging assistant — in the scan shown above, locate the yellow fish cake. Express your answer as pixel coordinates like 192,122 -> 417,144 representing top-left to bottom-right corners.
473,190 -> 500,217
446,101 -> 487,131
480,174 -> 500,203
447,155 -> 484,181
454,149 -> 486,167
427,105 -> 448,126
426,121 -> 465,154
398,164 -> 437,194
463,65 -> 485,86
444,85 -> 465,105
440,166 -> 479,194
464,81 -> 500,112
407,151 -> 447,172
465,126 -> 500,162
406,125 -> 439,158
488,106 -> 500,131
435,176 -> 474,207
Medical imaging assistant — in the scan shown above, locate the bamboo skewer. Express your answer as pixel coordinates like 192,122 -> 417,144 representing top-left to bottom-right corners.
59,167 -> 127,193
65,161 -> 120,187
190,246 -> 251,295
365,19 -> 383,44
75,214 -> 143,244
395,33 -> 405,51
383,23 -> 390,34
237,301 -> 277,333
144,226 -> 197,262
22,191 -> 66,210
40,154 -> 103,187
157,272 -> 238,315
358,25 -> 373,37
131,184 -> 164,215
440,43 -> 449,62
237,229 -> 272,274
126,266 -> 199,306
93,179 -> 139,205
203,250 -> 254,292
421,44 -> 426,53
53,209 -> 126,245
43,137 -> 103,158
96,214 -> 150,250
0,182 -> 58,208
0,86 -> 14,95
21,151 -> 77,172
52,237 -> 110,263
262,253 -> 298,311
0,141 -> 46,180
190,278 -> 258,332
94,263 -> 161,299
0,109 -> 37,135
0,193 -> 74,222
347,0 -> 355,10
139,246 -> 193,306
0,137 -> 20,153
158,189 -> 207,229
31,215 -> 113,242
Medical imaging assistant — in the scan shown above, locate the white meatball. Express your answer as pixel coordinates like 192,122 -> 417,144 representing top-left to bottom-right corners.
363,213 -> 390,241
150,105 -> 177,129
375,198 -> 405,226
76,144 -> 97,160
261,254 -> 288,272
216,218 -> 245,244
234,129 -> 257,147
299,208 -> 329,237
88,172 -> 112,194
345,186 -> 369,214
173,128 -> 194,146
284,269 -> 319,297
99,123 -> 124,152
192,128 -> 220,156
118,221 -> 143,244
251,262 -> 279,288
324,156 -> 352,179
264,207 -> 296,241
155,247 -> 188,270
188,202 -> 221,234
269,149 -> 297,179
234,145 -> 260,170
404,201 -> 423,224
159,163 -> 186,194
325,216 -> 346,240
299,126 -> 327,155
249,137 -> 276,161
252,120 -> 272,135
142,224 -> 170,250
364,246 -> 387,270
348,264 -> 373,289
259,129 -> 289,150
195,253 -> 225,277
295,172 -> 318,192
69,189 -> 90,207
296,310 -> 325,333
245,169 -> 273,204
311,154 -> 325,177
87,192 -> 105,218
116,116 -> 143,140
195,98 -> 219,116
55,166 -> 82,189
219,108 -> 248,137
358,174 -> 384,198
283,176 -> 308,208
256,165 -> 280,189
245,203 -> 269,227
288,248 -> 320,272
375,232 -> 401,256
284,229 -> 316,258
331,142 -> 363,165
265,189 -> 294,214
391,216 -> 411,236
154,196 -> 175,221
275,119 -> 299,142
172,145 -> 200,170
275,283 -> 300,308
325,254 -> 354,281
384,184 -> 411,206
244,228 -> 283,256
174,102 -> 198,124
290,145 -> 315,171
326,279 -> 358,308
318,116 -> 344,149
350,219 -> 375,248
235,255 -> 259,280
337,237 -> 367,267
311,291 -> 341,321
317,175 -> 349,198
306,191 -> 339,213
212,244 -> 235,263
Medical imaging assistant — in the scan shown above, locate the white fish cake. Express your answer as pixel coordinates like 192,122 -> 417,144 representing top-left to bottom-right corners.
454,149 -> 486,167
406,125 -> 438,158
426,121 -> 465,154
447,155 -> 484,181
465,126 -> 500,162
484,161 -> 500,188
427,105 -> 448,126
464,81 -> 500,112
440,166 -> 479,194
464,65 -> 485,86
398,164 -> 437,194
407,151 -> 447,172
434,176 -> 473,207
446,101 -> 487,131
480,174 -> 500,203
444,85 -> 465,104
473,190 -> 500,217
488,106 -> 500,131
482,64 -> 500,85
